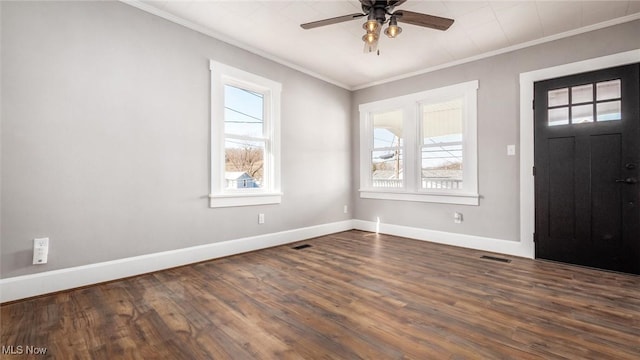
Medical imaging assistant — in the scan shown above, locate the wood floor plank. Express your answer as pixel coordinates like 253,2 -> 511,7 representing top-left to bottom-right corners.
2,230 -> 639,359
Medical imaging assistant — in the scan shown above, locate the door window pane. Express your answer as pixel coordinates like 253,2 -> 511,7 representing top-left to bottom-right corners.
596,80 -> 621,101
548,88 -> 569,107
549,107 -> 569,126
571,84 -> 593,104
597,101 -> 622,121
572,104 -> 594,124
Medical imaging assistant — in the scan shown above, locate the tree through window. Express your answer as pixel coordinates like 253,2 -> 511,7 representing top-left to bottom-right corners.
209,61 -> 282,207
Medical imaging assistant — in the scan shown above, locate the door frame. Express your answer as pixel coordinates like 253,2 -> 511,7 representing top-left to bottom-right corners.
519,49 -> 640,259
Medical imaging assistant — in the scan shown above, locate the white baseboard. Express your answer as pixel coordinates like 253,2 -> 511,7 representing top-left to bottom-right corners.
0,219 -> 535,303
352,220 -> 534,259
0,220 -> 354,303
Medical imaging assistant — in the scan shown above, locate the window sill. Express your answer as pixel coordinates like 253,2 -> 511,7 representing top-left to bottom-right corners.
209,192 -> 283,208
359,189 -> 479,206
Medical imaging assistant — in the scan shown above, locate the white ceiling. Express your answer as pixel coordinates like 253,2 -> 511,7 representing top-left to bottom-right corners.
130,0 -> 640,89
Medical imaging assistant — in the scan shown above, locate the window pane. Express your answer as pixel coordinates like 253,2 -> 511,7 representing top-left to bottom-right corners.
421,99 -> 463,190
597,101 -> 622,121
597,80 -> 621,101
548,107 -> 569,126
571,84 -> 593,104
225,139 -> 264,189
224,84 -> 264,138
372,150 -> 403,188
373,110 -> 403,148
571,104 -> 593,124
421,143 -> 463,190
548,88 -> 569,107
422,99 -> 463,144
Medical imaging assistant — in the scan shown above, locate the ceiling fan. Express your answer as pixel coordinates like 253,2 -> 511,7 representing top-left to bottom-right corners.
300,0 -> 454,54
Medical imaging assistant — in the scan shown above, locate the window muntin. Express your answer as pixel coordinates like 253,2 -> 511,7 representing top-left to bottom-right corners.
210,61 -> 282,207
547,79 -> 622,126
359,80 -> 479,205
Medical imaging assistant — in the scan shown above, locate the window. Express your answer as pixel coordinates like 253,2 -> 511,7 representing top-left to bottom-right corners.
359,80 -> 479,205
372,110 -> 404,188
209,60 -> 282,207
547,79 -> 622,126
421,99 -> 464,190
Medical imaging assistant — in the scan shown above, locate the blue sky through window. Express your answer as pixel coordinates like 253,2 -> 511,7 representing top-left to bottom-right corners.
224,85 -> 264,141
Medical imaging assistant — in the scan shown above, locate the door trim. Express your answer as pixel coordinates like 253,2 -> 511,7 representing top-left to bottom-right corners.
519,49 -> 640,259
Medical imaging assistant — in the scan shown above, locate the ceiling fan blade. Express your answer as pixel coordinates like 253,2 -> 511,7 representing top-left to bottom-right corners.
388,0 -> 407,8
301,13 -> 365,29
359,0 -> 375,6
394,10 -> 454,31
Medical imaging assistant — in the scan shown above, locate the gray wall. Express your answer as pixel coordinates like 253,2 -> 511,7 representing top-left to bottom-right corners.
1,1 -> 352,278
3,1 -> 639,280
352,20 -> 640,242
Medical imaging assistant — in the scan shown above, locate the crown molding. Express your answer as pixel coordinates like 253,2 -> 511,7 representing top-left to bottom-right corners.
120,0 -> 351,90
122,1 -> 640,91
352,12 -> 640,90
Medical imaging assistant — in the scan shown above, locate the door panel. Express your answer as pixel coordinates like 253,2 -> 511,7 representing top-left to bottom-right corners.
547,137 -> 575,242
590,134 -> 622,253
534,63 -> 640,274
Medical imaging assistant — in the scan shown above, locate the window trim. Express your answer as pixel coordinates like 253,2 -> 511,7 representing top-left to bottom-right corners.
359,80 -> 479,206
209,60 -> 282,208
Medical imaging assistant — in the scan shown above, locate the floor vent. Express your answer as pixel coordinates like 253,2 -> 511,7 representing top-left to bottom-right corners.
481,255 -> 511,263
292,244 -> 312,250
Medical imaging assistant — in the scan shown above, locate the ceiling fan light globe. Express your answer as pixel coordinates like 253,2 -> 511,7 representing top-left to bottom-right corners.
385,25 -> 402,38
363,19 -> 379,32
362,31 -> 378,44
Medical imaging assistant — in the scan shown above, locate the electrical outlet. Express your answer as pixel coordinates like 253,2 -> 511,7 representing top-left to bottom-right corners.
454,212 -> 463,224
258,213 -> 265,224
33,237 -> 49,265
507,144 -> 516,156
343,205 -> 348,214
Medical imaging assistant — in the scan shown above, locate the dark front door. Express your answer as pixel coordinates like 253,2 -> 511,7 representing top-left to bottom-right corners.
534,63 -> 640,274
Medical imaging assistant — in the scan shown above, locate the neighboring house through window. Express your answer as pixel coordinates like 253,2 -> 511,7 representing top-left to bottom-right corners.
359,80 -> 479,205
209,60 -> 282,207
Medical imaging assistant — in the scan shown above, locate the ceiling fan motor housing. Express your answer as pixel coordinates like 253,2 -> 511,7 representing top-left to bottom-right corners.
362,1 -> 395,24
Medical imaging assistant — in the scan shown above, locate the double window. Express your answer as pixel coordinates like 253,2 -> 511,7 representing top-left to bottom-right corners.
209,61 -> 282,208
359,80 -> 479,205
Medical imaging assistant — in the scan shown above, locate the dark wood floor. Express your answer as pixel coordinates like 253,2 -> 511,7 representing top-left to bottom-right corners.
2,230 -> 639,359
